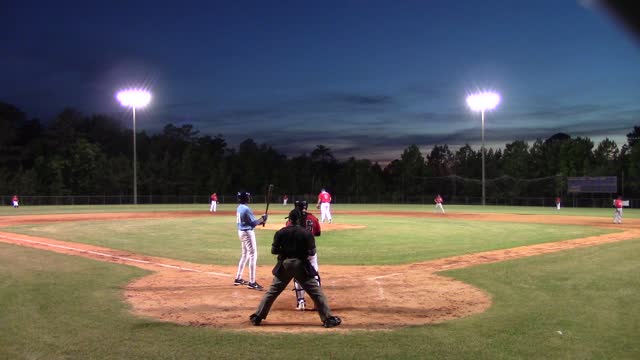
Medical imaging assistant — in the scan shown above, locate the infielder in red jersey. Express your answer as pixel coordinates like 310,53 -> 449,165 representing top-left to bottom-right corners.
556,197 -> 561,210
614,196 -> 624,224
209,193 -> 218,212
286,200 -> 321,310
434,194 -> 445,213
12,195 -> 19,208
316,188 -> 332,223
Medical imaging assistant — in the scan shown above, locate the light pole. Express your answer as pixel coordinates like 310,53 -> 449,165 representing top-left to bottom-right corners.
117,89 -> 151,205
466,91 -> 500,206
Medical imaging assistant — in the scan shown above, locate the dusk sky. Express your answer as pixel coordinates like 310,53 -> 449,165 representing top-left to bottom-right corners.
3,0 -> 640,163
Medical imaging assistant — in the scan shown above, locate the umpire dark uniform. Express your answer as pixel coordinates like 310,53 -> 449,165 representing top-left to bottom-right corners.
249,209 -> 341,328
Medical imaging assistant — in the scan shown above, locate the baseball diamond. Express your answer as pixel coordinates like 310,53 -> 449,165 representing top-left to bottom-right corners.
1,209 -> 638,333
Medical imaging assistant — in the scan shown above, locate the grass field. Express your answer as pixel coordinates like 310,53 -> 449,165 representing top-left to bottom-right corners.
1,205 -> 639,359
3,215 -> 616,265
1,203 -> 639,218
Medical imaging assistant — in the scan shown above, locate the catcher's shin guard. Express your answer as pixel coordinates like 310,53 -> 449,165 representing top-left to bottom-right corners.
294,280 -> 305,302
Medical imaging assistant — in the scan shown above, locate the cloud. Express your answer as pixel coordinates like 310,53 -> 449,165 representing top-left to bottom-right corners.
332,94 -> 394,106
150,91 -> 638,163
509,103 -> 605,119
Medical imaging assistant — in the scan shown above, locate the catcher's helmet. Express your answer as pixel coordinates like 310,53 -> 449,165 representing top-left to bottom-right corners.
237,191 -> 251,203
294,200 -> 308,211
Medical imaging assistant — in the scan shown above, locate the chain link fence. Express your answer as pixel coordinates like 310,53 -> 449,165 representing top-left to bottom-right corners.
1,194 -> 636,208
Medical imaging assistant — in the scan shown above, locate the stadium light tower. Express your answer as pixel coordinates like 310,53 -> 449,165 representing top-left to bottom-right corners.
466,91 -> 500,206
117,89 -> 151,205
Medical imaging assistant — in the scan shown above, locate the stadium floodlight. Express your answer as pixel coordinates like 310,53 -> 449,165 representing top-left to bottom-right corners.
466,91 -> 501,206
117,89 -> 151,205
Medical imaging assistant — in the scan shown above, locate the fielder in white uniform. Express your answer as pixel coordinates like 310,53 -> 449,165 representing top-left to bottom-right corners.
317,189 -> 332,223
434,194 -> 445,213
209,193 -> 218,212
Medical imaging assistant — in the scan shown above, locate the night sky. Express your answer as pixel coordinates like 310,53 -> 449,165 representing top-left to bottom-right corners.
3,0 -> 639,163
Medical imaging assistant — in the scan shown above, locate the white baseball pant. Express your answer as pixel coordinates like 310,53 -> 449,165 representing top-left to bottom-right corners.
320,203 -> 332,223
235,230 -> 257,283
294,254 -> 319,303
614,208 -> 623,224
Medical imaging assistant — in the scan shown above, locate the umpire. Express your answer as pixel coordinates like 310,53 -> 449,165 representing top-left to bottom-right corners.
249,208 -> 342,328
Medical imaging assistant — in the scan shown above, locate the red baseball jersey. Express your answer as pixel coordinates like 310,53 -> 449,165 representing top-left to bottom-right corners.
286,213 -> 321,237
305,213 -> 321,236
615,199 -> 623,209
12,195 -> 18,201
318,192 -> 331,203
556,197 -> 560,203
435,196 -> 443,204
211,193 -> 218,201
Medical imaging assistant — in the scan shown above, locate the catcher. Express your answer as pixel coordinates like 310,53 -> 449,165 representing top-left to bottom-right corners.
285,200 -> 321,310
249,208 -> 341,328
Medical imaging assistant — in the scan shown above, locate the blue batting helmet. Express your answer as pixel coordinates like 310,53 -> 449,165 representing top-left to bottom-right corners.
237,191 -> 250,203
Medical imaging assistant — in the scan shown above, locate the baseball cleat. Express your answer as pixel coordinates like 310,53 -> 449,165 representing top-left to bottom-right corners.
323,316 -> 342,328
234,278 -> 248,286
247,282 -> 264,290
296,299 -> 306,311
249,313 -> 262,326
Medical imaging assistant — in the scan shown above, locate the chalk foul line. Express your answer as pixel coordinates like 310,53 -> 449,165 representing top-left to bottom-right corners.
0,234 -> 231,278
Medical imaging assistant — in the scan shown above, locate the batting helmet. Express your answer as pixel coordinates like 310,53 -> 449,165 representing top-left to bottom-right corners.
237,191 -> 251,203
295,200 -> 308,212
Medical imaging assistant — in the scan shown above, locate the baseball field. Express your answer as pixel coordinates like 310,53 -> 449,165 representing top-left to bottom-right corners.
1,204 -> 639,359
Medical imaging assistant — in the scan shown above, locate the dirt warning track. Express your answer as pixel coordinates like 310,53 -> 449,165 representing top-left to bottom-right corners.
0,211 -> 638,332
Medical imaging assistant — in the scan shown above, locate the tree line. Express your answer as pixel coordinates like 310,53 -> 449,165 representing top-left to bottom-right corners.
1,102 -> 639,201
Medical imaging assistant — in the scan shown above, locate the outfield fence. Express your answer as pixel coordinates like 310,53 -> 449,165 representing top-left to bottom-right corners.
1,194 -> 636,208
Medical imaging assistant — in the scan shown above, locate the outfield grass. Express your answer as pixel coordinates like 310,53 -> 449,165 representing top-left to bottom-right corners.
1,203 -> 638,218
2,239 -> 639,359
3,215 -> 616,265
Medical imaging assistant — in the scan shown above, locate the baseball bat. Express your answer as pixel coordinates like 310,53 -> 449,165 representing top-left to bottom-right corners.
263,184 -> 274,227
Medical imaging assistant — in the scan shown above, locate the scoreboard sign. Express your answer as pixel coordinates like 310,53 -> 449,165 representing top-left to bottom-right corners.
567,176 -> 617,193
